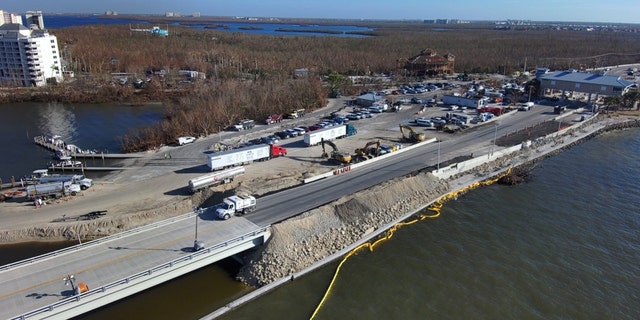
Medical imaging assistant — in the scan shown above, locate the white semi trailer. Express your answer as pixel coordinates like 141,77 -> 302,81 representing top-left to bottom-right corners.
206,144 -> 287,171
188,167 -> 245,193
303,124 -> 357,146
442,95 -> 486,109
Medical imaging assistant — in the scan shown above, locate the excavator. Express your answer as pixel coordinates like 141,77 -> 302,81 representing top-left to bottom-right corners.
399,124 -> 426,142
354,140 -> 381,162
321,138 -> 352,164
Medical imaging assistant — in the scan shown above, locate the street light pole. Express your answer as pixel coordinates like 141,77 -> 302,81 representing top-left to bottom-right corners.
492,124 -> 498,157
437,139 -> 440,173
193,206 -> 204,251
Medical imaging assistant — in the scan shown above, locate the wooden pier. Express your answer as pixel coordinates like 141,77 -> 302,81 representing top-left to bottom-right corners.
34,136 -> 145,159
48,166 -> 131,172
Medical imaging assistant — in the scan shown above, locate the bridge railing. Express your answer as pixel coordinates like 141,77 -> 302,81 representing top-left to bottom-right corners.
10,226 -> 270,320
0,209 -> 205,273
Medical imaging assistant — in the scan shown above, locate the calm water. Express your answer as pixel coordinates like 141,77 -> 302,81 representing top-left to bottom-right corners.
2,111 -> 639,319
219,128 -> 640,320
43,15 -> 373,37
0,102 -> 164,182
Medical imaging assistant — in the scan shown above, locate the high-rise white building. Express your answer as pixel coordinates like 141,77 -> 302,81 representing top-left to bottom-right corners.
0,10 -> 22,26
0,11 -> 62,87
25,11 -> 45,30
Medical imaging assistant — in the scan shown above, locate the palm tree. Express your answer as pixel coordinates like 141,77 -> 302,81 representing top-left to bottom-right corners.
603,96 -> 622,112
621,91 -> 640,110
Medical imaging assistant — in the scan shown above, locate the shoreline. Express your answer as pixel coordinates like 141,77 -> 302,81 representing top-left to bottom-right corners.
202,113 -> 640,319
0,114 -> 637,247
0,114 -> 636,246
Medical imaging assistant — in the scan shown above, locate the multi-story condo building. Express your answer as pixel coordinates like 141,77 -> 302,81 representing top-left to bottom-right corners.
0,10 -> 62,87
0,10 -> 22,25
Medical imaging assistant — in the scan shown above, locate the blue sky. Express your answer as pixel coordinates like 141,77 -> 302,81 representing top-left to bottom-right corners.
3,0 -> 639,23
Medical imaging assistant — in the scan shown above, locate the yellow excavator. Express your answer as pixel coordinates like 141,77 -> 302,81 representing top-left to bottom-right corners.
354,140 -> 381,161
399,124 -> 426,142
321,138 -> 352,164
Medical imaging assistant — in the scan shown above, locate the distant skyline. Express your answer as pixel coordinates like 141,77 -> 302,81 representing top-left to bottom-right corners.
3,0 -> 639,24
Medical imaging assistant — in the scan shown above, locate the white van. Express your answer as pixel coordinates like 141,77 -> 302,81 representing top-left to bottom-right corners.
415,118 -> 433,127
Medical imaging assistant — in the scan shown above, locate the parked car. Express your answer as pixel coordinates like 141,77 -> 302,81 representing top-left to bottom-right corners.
332,117 -> 349,124
293,127 -> 308,135
360,111 -> 373,118
284,128 -> 299,137
261,135 -> 279,145
275,131 -> 291,139
346,113 -> 361,120
368,106 -> 384,113
177,136 -> 196,146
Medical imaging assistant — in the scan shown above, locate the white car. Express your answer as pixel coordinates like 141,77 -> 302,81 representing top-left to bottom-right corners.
177,136 -> 196,145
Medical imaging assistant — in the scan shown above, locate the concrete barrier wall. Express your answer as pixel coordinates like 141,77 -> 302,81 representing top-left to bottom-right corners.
431,143 -> 526,179
432,112 -> 599,180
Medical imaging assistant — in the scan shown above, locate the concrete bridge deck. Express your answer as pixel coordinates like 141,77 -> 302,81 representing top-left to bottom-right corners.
0,210 -> 269,320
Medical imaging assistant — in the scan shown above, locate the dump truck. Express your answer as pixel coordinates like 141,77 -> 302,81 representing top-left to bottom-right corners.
264,114 -> 283,125
233,119 -> 255,131
188,166 -> 245,193
304,124 -> 357,146
206,144 -> 287,171
39,174 -> 93,190
287,109 -> 306,119
216,195 -> 257,220
26,181 -> 81,200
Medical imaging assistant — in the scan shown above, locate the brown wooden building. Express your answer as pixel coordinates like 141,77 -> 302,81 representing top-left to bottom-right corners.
400,49 -> 455,76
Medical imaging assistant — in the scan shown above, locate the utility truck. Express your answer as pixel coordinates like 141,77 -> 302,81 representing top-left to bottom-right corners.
216,195 -> 257,220
39,174 -> 93,190
206,144 -> 287,171
26,181 -> 81,200
304,124 -> 357,146
188,167 -> 245,193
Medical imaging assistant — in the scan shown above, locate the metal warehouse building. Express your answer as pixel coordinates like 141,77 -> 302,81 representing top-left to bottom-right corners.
538,70 -> 635,103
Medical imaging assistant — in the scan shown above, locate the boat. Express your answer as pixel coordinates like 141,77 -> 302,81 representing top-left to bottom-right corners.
54,149 -> 71,161
50,160 -> 84,168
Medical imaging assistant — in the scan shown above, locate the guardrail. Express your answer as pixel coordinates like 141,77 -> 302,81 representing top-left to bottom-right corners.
0,209 -> 204,273
9,226 -> 270,320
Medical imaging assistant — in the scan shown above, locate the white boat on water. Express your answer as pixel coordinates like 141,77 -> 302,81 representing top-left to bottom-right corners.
54,149 -> 71,161
50,160 -> 83,168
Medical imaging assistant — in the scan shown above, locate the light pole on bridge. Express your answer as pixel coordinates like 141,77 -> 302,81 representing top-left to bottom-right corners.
193,206 -> 205,251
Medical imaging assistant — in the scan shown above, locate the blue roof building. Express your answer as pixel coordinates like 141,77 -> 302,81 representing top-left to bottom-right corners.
538,70 -> 634,102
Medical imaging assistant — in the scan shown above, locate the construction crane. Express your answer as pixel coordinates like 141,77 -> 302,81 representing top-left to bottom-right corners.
321,138 -> 352,164
399,124 -> 426,142
354,140 -> 381,161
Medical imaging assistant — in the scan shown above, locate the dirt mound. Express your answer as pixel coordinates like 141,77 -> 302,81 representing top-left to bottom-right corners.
236,172 -> 449,287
